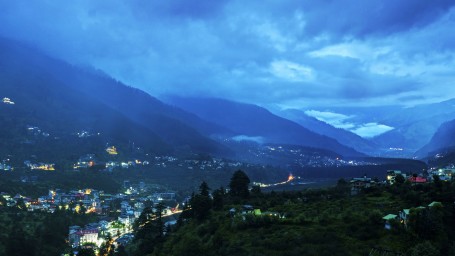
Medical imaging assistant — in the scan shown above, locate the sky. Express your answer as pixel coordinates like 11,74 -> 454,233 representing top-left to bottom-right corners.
1,0 -> 455,137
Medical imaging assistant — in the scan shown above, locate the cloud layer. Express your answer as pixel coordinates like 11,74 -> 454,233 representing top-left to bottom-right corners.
1,0 -> 455,109
304,110 -> 394,138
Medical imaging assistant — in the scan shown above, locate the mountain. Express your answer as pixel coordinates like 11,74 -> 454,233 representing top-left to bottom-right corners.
0,38 -> 231,163
276,109 -> 379,155
314,100 -> 455,156
415,119 -> 455,158
165,97 -> 363,157
371,100 -> 455,154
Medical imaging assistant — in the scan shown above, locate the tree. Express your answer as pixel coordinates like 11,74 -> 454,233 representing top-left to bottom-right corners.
408,206 -> 444,240
407,241 -> 439,256
15,198 -> 26,210
251,185 -> 262,197
395,174 -> 405,185
199,181 -> 210,197
98,241 -> 108,256
77,248 -> 96,256
191,194 -> 212,221
191,182 -> 213,221
133,207 -> 153,239
433,174 -> 442,190
6,226 -> 36,256
114,245 -> 128,256
212,187 -> 225,210
335,178 -> 350,196
132,203 -> 166,255
229,170 -> 250,198
154,202 -> 166,238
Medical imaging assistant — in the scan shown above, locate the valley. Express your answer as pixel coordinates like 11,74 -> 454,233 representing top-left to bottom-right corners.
2,2 -> 455,254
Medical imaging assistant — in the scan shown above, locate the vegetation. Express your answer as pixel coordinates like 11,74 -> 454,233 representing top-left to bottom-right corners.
1,169 -> 454,255
0,207 -> 97,256
126,171 -> 455,256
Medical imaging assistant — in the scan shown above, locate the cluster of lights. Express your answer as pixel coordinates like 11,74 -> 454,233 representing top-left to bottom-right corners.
254,173 -> 298,188
2,97 -> 15,104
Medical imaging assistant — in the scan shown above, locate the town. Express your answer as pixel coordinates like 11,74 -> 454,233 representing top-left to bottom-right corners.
0,180 -> 183,255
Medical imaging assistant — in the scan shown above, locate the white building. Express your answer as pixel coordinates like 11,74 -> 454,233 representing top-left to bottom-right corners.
68,226 -> 99,248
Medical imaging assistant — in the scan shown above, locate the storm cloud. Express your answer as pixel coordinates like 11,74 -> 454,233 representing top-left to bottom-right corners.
1,0 -> 455,108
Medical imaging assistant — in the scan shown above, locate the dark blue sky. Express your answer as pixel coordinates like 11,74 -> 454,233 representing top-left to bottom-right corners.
1,1 -> 455,136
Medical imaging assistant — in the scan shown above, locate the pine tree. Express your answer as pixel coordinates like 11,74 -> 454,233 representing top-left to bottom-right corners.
229,170 -> 250,198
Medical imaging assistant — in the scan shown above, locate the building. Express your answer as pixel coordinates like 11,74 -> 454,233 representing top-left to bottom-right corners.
0,163 -> 12,171
408,176 -> 427,184
106,146 -> 118,155
386,170 -> 406,185
382,214 -> 397,230
399,209 -> 410,227
118,213 -> 135,227
430,168 -> 454,181
2,97 -> 15,104
68,225 -> 99,248
350,176 -> 373,195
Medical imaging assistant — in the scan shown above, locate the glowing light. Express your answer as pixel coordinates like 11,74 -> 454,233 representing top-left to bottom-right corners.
106,146 -> 118,155
2,97 -> 15,104
254,173 -> 299,188
287,173 -> 295,182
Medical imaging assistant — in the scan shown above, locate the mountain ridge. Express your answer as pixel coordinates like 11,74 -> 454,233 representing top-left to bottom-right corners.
165,97 -> 364,157
276,109 -> 379,155
0,38 -> 232,161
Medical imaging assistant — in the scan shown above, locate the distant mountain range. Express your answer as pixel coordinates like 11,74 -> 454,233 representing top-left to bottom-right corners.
276,109 -> 379,155
301,100 -> 455,157
3,37 -> 455,165
0,37 -> 362,168
371,100 -> 455,154
165,97 -> 363,157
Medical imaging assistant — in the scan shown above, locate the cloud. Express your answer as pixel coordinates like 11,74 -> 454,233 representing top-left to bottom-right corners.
309,42 -> 390,61
304,110 -> 394,137
232,135 -> 264,144
269,60 -> 314,82
351,123 -> 394,138
0,1 -> 455,108
304,110 -> 355,129
294,0 -> 455,37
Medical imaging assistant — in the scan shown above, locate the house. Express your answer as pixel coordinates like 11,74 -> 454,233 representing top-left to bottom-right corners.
350,176 -> 373,195
106,146 -> 118,155
0,163 -> 12,171
2,97 -> 15,104
428,201 -> 442,208
399,209 -> 410,227
74,154 -> 96,169
386,170 -> 406,185
408,176 -> 427,184
253,209 -> 262,216
382,214 -> 397,230
118,213 -> 135,227
242,205 -> 254,214
262,211 -> 284,219
429,168 -> 453,181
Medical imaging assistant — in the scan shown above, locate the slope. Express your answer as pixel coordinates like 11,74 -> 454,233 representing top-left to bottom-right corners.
0,38 -> 230,162
416,119 -> 455,158
166,97 -> 363,157
277,109 -> 379,155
